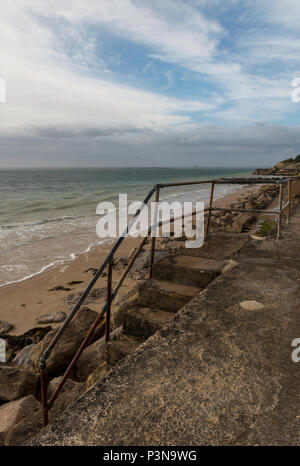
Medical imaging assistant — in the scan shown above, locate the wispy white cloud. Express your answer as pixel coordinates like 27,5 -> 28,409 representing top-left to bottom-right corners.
0,0 -> 299,167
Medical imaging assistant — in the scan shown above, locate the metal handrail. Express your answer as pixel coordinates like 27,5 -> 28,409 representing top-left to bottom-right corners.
40,176 -> 295,426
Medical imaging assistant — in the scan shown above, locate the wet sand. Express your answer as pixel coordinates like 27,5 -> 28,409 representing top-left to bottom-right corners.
0,187 -> 258,335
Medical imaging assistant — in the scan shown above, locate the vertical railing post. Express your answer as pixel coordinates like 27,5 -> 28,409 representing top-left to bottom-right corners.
40,368 -> 49,427
105,256 -> 113,343
149,187 -> 160,280
277,184 -> 283,240
287,180 -> 291,224
205,181 -> 215,235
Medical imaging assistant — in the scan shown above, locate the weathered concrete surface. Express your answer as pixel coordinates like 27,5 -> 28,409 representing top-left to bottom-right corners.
31,208 -> 300,446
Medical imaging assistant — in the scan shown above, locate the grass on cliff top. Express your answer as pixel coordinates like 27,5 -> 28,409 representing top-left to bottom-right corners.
282,154 -> 300,164
256,217 -> 277,237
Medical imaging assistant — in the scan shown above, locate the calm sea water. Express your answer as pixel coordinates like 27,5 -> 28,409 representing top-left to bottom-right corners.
0,167 -> 253,286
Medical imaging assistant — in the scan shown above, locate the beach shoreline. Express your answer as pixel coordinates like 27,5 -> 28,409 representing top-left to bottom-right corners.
0,185 -> 258,335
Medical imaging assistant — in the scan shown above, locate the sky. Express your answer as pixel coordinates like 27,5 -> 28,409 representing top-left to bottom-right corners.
0,0 -> 300,168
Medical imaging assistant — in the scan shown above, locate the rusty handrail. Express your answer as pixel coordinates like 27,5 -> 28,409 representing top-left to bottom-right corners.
40,176 -> 295,426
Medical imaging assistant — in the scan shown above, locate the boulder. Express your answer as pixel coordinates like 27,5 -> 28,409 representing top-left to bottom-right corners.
0,326 -> 52,362
0,395 -> 41,446
31,307 -> 103,375
75,326 -> 122,381
47,376 -> 86,419
0,365 -> 38,403
36,311 -> 67,324
65,288 -> 106,308
5,411 -> 43,446
0,320 -> 14,334
12,344 -> 35,369
113,292 -> 141,329
233,213 -> 257,233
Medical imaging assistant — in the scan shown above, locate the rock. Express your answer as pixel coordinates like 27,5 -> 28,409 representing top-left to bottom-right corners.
86,362 -> 108,390
83,268 -> 98,275
0,395 -> 41,446
36,311 -> 67,325
239,300 -> 265,311
67,280 -> 84,286
65,288 -> 106,308
233,213 -> 257,233
113,257 -> 129,269
0,320 -> 14,334
113,284 -> 143,328
250,235 -> 266,241
126,250 -> 171,274
0,326 -> 52,362
47,376 -> 86,419
48,285 -> 71,291
12,344 -> 35,368
47,376 -> 79,398
0,366 -> 38,403
5,410 -> 43,446
31,307 -> 103,375
76,326 -> 123,381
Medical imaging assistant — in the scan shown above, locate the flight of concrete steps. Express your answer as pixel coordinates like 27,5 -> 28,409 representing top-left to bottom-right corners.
106,232 -> 249,368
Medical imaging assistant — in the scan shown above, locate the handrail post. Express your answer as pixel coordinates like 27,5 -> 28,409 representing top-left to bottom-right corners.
277,184 -> 283,240
149,187 -> 160,280
105,256 -> 113,343
205,181 -> 215,235
40,367 -> 49,427
287,180 -> 291,224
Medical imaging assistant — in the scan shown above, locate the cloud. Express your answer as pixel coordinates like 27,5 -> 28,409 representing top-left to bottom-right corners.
0,0 -> 299,167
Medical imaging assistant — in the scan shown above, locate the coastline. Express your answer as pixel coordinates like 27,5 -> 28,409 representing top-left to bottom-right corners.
0,186 -> 258,335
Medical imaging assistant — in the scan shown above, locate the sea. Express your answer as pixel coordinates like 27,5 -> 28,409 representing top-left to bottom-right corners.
0,167 -> 253,287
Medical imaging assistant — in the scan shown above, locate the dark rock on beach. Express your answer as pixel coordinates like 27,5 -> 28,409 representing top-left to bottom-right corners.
0,326 -> 52,362
0,320 -> 14,334
48,285 -> 71,292
65,287 -> 106,308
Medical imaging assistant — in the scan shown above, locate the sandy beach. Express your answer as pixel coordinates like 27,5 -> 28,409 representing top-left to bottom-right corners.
0,186 -> 258,335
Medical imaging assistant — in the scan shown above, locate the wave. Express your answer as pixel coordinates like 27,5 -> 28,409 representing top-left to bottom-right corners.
0,238 -> 111,288
0,214 -> 87,230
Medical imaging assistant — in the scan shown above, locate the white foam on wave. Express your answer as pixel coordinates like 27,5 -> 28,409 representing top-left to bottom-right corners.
0,237 -> 110,288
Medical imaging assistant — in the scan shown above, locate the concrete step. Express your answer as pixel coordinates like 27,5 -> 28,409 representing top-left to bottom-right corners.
153,254 -> 224,287
123,307 -> 174,339
138,279 -> 200,312
106,334 -> 143,367
182,232 -> 249,260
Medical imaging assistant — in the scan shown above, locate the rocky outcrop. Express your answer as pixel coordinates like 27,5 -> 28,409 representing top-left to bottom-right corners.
31,307 -> 102,375
253,156 -> 300,176
0,366 -> 38,403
